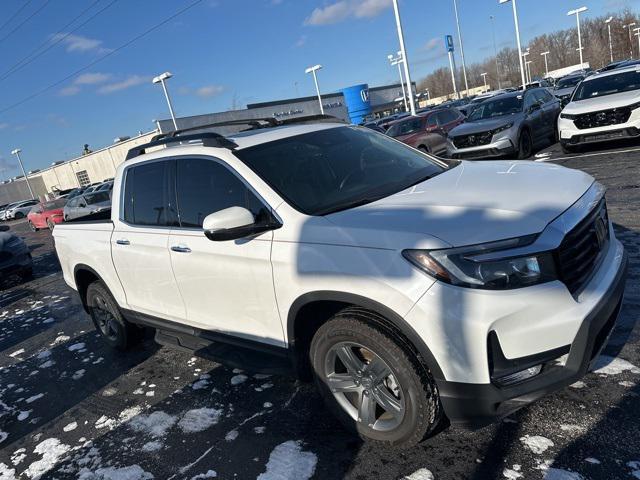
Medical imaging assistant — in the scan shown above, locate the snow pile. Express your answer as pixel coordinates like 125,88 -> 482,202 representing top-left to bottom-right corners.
128,411 -> 177,437
23,438 -> 71,479
178,408 -> 222,434
593,356 -> 640,375
402,468 -> 435,480
257,440 -> 317,480
503,466 -> 523,479
520,435 -> 554,454
0,463 -> 16,479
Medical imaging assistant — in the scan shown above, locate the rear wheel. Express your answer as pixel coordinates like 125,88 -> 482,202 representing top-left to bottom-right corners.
28,221 -> 37,232
517,130 -> 533,159
14,212 -> 24,219
47,218 -> 55,231
561,143 -> 577,155
86,281 -> 142,350
310,312 -> 441,448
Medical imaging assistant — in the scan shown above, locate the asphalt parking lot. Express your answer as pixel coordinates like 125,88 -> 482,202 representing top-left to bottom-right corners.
0,140 -> 639,480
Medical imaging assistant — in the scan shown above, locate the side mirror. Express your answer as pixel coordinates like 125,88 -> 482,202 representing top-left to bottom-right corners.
0,225 -> 9,232
203,206 -> 281,241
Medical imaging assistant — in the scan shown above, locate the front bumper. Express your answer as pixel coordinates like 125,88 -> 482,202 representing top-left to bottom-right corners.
558,114 -> 640,146
446,136 -> 516,160
437,249 -> 627,428
0,247 -> 33,276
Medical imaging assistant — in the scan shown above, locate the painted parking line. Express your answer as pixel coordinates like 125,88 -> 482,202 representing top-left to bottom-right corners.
535,145 -> 640,162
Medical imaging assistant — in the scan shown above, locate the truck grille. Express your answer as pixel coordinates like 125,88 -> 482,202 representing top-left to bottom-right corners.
574,107 -> 631,130
452,131 -> 493,149
555,199 -> 609,295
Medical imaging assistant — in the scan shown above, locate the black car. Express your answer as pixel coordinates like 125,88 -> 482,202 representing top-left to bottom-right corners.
0,225 -> 32,284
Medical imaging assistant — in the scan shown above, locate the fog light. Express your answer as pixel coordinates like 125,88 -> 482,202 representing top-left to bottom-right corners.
494,364 -> 542,387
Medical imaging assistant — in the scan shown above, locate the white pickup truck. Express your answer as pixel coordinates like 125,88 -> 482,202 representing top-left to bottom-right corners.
53,117 -> 627,447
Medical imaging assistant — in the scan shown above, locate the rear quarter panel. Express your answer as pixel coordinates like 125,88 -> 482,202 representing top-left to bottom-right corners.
53,222 -> 127,307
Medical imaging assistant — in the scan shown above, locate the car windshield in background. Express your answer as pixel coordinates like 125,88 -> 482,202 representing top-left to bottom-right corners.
467,96 -> 522,121
43,199 -> 67,210
556,76 -> 582,89
235,126 -> 450,216
386,118 -> 423,138
85,191 -> 111,205
573,70 -> 640,101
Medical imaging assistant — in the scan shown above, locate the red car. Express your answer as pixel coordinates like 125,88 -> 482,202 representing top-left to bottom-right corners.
386,108 -> 465,155
27,198 -> 67,231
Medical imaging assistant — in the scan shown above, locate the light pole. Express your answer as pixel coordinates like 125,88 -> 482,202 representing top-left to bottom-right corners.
499,0 -> 526,90
525,60 -> 533,83
452,0 -> 469,95
391,0 -> 416,115
567,6 -> 588,66
481,72 -> 488,90
522,50 -> 530,84
11,148 -> 35,200
424,88 -> 430,101
152,72 -> 178,131
605,17 -> 614,63
445,35 -> 460,99
388,53 -> 408,111
541,51 -> 550,77
489,15 -> 502,89
304,64 -> 324,115
624,22 -> 636,57
634,28 -> 640,57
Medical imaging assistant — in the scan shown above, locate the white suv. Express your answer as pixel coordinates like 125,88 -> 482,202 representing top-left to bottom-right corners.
558,65 -> 640,153
53,119 -> 627,447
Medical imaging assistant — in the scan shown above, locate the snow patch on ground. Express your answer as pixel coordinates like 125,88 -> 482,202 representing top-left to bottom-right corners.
520,435 -> 554,454
0,463 -> 16,479
502,465 -> 523,479
141,441 -> 163,453
128,411 -> 177,437
63,422 -> 78,432
402,468 -> 435,480
543,468 -> 584,480
257,440 -> 317,480
230,374 -> 248,386
569,381 -> 586,389
23,438 -> 71,479
8,349 -> 24,358
593,355 -> 640,375
225,430 -> 239,442
72,369 -> 86,380
77,464 -> 153,479
25,394 -> 44,404
178,408 -> 222,433
68,342 -> 86,352
584,457 -> 600,464
190,471 -> 217,479
0,432 -> 7,444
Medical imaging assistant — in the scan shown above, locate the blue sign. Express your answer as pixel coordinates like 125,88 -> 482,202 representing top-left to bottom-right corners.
445,35 -> 454,52
342,83 -> 371,125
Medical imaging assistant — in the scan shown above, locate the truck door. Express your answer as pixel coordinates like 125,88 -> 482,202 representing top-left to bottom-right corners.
167,156 -> 283,346
111,159 -> 186,322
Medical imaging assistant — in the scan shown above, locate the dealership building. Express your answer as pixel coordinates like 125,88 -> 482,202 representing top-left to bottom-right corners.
0,82 -> 412,205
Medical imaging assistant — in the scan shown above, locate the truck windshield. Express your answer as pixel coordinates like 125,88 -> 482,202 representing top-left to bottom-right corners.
234,126 -> 450,216
467,96 -> 522,121
573,70 -> 640,101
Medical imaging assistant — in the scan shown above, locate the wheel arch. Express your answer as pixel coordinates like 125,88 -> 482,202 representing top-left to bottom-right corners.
73,264 -> 103,313
287,291 -> 445,382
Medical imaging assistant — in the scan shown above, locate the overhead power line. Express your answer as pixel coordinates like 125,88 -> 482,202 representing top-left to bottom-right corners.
0,0 -> 117,83
0,0 -> 206,116
0,0 -> 35,34
0,0 -> 52,46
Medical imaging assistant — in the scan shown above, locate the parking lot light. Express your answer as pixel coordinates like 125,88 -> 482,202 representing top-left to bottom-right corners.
522,50 -> 530,83
304,64 -> 324,115
567,6 -> 588,66
391,0 -> 416,116
489,15 -> 502,89
11,148 -> 35,200
481,72 -> 488,90
624,22 -> 636,58
452,0 -> 469,95
388,53 -> 408,111
541,51 -> 550,77
499,0 -> 527,90
152,72 -> 178,131
605,17 -> 614,63
525,60 -> 533,83
634,29 -> 640,57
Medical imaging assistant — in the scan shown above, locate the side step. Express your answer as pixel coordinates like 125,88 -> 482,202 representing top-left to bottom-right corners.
154,329 -> 293,376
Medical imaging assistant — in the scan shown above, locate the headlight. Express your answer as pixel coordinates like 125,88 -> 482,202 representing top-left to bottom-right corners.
560,113 -> 578,120
403,236 -> 557,290
492,123 -> 514,135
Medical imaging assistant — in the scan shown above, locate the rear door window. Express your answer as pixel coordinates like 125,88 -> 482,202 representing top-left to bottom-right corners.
122,160 -> 177,227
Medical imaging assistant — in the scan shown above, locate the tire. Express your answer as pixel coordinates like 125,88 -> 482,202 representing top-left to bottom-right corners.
561,143 -> 577,155
517,130 -> 533,159
14,212 -> 24,219
28,221 -> 38,232
47,219 -> 55,231
20,265 -> 33,280
310,311 -> 441,448
86,280 -> 142,350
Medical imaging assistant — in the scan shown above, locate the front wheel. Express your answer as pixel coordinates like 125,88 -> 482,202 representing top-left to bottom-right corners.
517,130 -> 533,159
310,312 -> 441,447
28,221 -> 37,232
47,219 -> 55,231
14,212 -> 24,219
86,281 -> 142,350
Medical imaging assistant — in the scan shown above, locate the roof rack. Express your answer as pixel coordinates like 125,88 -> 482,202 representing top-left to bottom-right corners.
125,114 -> 344,161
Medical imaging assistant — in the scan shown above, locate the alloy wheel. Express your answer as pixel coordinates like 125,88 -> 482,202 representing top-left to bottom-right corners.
324,341 -> 405,432
93,294 -> 119,342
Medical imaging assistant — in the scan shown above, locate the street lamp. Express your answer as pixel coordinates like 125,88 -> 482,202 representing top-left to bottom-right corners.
605,17 -> 614,63
388,53 -> 408,111
452,0 -> 469,95
499,0 -> 526,90
481,72 -> 488,90
11,148 -> 35,200
634,28 -> 640,57
489,15 -> 502,89
522,50 -> 530,84
391,0 -> 416,115
624,22 -> 636,58
541,51 -> 550,77
567,6 -> 588,66
525,60 -> 533,83
304,64 -> 324,115
152,72 -> 178,131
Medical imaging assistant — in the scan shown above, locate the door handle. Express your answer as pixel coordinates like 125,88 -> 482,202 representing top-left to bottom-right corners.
171,245 -> 191,253
116,239 -> 130,245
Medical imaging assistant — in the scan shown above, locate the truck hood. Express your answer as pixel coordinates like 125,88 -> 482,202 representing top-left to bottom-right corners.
449,115 -> 521,136
326,161 -> 594,249
563,89 -> 640,114
554,86 -> 575,98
